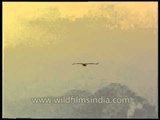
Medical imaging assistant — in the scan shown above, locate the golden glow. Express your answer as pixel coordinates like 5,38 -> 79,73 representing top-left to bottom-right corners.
3,2 -> 158,117
3,2 -> 158,48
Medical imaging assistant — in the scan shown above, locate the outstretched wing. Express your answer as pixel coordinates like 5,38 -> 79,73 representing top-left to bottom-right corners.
86,63 -> 99,65
72,63 -> 83,65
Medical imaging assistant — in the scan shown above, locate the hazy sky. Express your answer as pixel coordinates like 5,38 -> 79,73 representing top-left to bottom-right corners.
3,2 -> 158,112
3,2 -> 158,48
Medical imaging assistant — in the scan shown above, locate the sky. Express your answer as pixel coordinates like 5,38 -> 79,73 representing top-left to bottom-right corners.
3,2 -> 158,117
3,2 -> 158,48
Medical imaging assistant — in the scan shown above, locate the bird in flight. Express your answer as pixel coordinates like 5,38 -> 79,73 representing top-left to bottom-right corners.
72,63 -> 99,67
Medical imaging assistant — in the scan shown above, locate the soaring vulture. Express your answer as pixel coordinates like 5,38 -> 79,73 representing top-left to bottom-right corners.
72,63 -> 99,67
